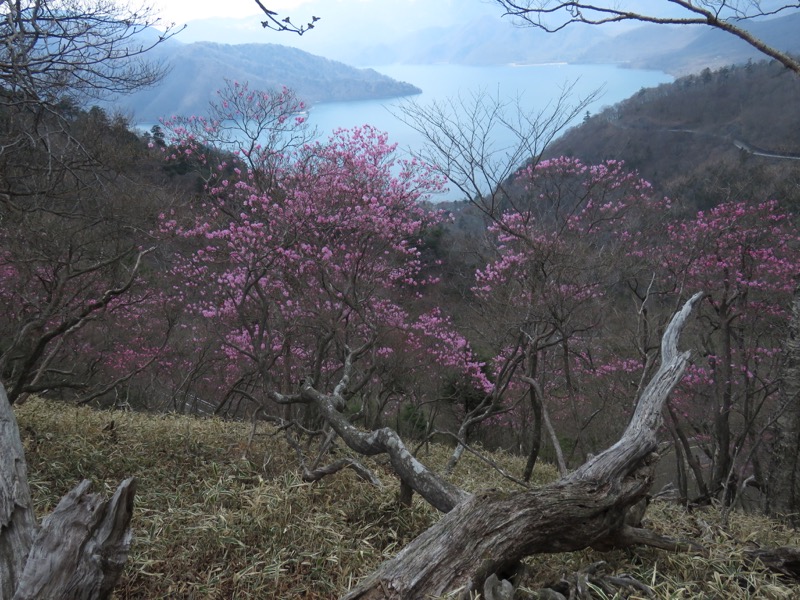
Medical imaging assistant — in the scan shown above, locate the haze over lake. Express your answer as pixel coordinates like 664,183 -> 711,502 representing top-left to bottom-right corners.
308,63 -> 672,199
138,62 -> 672,201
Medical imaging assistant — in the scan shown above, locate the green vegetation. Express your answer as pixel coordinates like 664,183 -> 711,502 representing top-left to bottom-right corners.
16,398 -> 800,599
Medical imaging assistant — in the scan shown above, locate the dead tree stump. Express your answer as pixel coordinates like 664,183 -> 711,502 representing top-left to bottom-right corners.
0,384 -> 136,600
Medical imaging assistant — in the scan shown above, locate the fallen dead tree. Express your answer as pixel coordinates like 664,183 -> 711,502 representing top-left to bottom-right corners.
338,293 -> 704,598
0,384 -> 135,600
271,292 -> 704,598
4,292 -> 796,598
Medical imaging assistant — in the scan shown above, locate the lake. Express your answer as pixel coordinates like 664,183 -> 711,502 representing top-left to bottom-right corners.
308,64 -> 672,199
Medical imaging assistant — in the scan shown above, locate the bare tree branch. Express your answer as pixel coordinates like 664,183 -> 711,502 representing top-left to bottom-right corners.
492,1 -> 800,75
395,84 -> 598,215
343,293 -> 704,598
1,0 -> 182,105
253,0 -> 320,35
3,247 -> 155,404
299,379 -> 470,513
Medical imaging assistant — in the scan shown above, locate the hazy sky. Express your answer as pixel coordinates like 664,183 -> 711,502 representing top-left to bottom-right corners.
150,0 -> 796,30
153,0 -> 301,24
148,0 -> 486,57
151,0 -> 465,28
147,0 -> 795,56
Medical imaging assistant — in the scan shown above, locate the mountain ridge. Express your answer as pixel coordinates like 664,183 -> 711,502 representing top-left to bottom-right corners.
539,58 -> 800,210
111,42 -> 421,123
341,11 -> 800,75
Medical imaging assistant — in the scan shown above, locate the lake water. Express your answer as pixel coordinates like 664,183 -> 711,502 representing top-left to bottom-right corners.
308,64 -> 672,199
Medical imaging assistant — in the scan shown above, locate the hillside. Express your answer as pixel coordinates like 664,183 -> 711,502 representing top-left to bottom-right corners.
343,11 -> 800,74
354,18 -> 610,66
542,59 -> 800,209
15,398 -> 800,598
110,42 -> 421,123
577,12 -> 800,75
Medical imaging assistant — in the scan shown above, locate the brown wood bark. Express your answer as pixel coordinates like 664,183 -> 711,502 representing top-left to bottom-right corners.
0,384 -> 136,600
341,293 -> 703,599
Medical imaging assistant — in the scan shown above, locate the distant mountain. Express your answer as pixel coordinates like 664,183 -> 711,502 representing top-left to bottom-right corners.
110,10 -> 800,123
110,42 -> 421,123
343,17 -> 611,66
343,11 -> 799,75
577,12 -> 800,75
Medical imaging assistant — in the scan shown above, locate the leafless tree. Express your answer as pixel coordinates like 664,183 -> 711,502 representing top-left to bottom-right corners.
0,0 -> 180,199
394,86 -> 598,472
397,84 -> 597,213
0,3 -> 178,405
492,1 -> 800,75
1,0 -> 181,106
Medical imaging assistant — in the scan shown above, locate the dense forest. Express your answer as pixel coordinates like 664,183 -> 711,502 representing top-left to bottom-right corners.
544,59 -> 800,210
3,1 -> 800,598
112,42 -> 423,123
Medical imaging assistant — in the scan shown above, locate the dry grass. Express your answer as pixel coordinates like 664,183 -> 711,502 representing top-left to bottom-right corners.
14,398 -> 800,599
515,501 -> 800,599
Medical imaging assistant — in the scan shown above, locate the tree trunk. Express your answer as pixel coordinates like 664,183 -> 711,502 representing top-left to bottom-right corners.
768,286 -> 800,523
711,311 -> 735,499
0,385 -> 36,599
522,381 -> 543,481
667,402 -> 710,501
341,293 -> 703,599
0,384 -> 136,600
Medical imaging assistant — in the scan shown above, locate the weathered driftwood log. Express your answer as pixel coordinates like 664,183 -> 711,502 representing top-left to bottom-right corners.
0,384 -> 136,600
339,293 -> 704,599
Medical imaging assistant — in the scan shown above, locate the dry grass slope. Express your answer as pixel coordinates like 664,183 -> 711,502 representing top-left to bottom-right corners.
14,398 -> 800,599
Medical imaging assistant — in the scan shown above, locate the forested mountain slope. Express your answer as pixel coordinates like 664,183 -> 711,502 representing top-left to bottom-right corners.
110,42 -> 421,123
575,11 -> 800,75
543,59 -> 800,209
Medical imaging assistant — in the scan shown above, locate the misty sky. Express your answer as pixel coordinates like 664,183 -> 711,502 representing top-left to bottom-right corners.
147,0 -> 797,64
147,0 -> 666,58
153,0 -> 467,25
149,0 -> 705,27
148,0 -> 499,60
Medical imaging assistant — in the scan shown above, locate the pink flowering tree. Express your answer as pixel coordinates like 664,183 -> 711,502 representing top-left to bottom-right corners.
470,157 -> 662,478
651,200 -> 800,503
158,87 -> 491,501
0,244 -> 161,404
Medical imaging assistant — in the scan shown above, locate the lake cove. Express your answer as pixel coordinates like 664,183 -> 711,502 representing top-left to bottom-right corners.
309,63 -> 672,200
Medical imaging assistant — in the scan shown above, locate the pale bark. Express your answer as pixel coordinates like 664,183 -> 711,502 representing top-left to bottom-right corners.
0,384 -> 136,599
14,478 -> 136,600
341,292 -> 703,599
297,384 -> 470,512
0,385 -> 36,598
